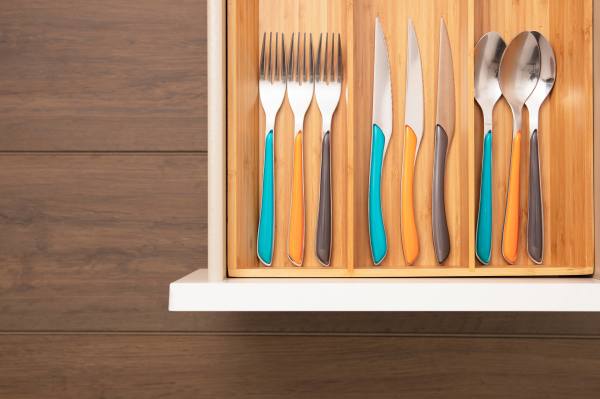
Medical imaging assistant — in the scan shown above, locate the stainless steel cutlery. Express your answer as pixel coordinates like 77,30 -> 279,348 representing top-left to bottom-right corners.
474,32 -> 506,264
257,32 -> 287,266
368,17 -> 393,265
432,17 -> 455,264
401,19 -> 424,265
498,32 -> 541,264
314,32 -> 342,266
255,24 -> 557,268
287,32 -> 314,266
257,30 -> 342,267
525,32 -> 556,264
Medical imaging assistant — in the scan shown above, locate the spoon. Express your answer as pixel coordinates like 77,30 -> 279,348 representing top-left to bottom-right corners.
525,32 -> 556,264
474,32 -> 506,265
498,32 -> 541,264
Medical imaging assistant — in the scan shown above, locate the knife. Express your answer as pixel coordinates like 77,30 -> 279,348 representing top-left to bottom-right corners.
432,18 -> 455,264
401,19 -> 424,265
368,17 -> 393,265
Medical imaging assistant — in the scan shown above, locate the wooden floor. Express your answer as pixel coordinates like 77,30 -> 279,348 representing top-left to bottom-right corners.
0,1 -> 599,398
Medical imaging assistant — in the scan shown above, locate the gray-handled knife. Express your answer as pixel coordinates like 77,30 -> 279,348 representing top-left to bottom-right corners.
368,17 -> 393,265
432,18 -> 455,264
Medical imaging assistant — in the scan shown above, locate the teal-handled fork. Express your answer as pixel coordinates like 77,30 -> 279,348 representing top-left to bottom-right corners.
257,32 -> 287,266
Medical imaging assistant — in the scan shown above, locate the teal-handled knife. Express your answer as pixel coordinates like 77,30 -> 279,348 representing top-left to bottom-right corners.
368,17 -> 393,265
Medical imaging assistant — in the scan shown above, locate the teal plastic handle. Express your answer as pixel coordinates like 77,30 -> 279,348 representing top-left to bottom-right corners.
368,124 -> 387,265
257,130 -> 275,265
476,130 -> 493,264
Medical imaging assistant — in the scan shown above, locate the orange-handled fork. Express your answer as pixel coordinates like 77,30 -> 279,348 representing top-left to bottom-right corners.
286,33 -> 314,266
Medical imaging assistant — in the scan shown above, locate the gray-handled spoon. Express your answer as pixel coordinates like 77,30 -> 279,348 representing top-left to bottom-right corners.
525,32 -> 556,264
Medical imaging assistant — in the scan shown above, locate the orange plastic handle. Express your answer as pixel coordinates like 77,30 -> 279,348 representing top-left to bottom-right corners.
502,131 -> 521,264
401,126 -> 419,265
288,132 -> 304,265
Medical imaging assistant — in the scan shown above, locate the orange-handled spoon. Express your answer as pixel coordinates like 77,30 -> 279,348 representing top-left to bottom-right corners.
498,32 -> 540,264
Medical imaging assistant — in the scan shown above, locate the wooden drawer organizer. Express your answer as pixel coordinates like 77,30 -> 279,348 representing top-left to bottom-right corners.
226,0 -> 594,277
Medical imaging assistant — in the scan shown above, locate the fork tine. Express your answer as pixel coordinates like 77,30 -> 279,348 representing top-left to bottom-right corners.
316,33 -> 323,82
268,32 -> 273,82
309,33 -> 314,83
337,33 -> 342,83
275,32 -> 280,81
330,32 -> 334,83
288,32 -> 294,82
281,33 -> 286,83
302,32 -> 307,82
295,32 -> 300,83
324,33 -> 329,82
260,32 -> 266,80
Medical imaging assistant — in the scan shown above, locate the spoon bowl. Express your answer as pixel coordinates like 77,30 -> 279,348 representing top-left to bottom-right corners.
499,32 -> 541,132
475,32 -> 506,123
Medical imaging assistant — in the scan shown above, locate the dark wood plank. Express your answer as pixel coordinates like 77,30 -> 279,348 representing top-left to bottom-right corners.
0,155 -> 599,333
0,154 -> 207,330
1,334 -> 599,399
0,0 -> 206,151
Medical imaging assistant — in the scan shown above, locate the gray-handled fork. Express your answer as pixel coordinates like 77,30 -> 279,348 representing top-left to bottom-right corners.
314,33 -> 342,266
257,32 -> 287,266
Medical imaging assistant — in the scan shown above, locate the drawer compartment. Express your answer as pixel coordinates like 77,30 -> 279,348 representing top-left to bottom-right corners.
226,0 -> 594,277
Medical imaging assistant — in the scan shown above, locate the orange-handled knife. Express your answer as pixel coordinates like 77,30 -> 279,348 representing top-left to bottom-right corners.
401,19 -> 424,265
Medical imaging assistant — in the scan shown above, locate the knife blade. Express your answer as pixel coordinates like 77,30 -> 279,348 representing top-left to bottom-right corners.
368,16 -> 393,265
432,17 -> 455,264
401,18 -> 424,265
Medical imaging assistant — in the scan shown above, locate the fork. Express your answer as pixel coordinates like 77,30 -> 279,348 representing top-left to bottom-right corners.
314,33 -> 342,266
257,32 -> 287,266
286,33 -> 314,266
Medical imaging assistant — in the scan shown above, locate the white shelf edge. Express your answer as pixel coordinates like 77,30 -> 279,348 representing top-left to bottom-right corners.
169,269 -> 600,312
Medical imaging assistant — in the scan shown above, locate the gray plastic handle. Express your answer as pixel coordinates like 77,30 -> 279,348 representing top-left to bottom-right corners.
527,129 -> 543,263
432,125 -> 450,264
316,131 -> 332,266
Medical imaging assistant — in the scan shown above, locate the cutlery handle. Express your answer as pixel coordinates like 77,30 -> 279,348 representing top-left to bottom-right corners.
401,126 -> 419,265
368,124 -> 387,264
257,130 -> 275,266
316,131 -> 332,266
527,129 -> 543,263
288,131 -> 304,266
432,125 -> 450,264
476,130 -> 493,264
502,130 -> 521,264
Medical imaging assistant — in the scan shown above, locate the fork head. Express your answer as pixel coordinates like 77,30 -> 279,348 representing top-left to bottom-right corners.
259,32 -> 287,131
315,32 -> 342,132
287,32 -> 314,132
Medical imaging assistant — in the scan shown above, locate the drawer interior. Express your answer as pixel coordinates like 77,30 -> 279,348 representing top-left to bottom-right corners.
226,0 -> 594,277
473,0 -> 594,273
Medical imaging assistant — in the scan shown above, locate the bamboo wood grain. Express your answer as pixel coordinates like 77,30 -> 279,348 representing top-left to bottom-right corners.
474,0 -> 594,272
228,0 -> 594,277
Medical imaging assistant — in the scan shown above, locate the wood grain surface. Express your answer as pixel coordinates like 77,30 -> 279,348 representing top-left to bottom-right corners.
227,0 -> 594,276
1,0 -> 600,398
1,335 -> 600,399
0,0 -> 206,151
474,0 -> 594,270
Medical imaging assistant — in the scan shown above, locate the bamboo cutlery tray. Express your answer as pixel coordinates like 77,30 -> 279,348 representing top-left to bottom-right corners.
226,0 -> 594,277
